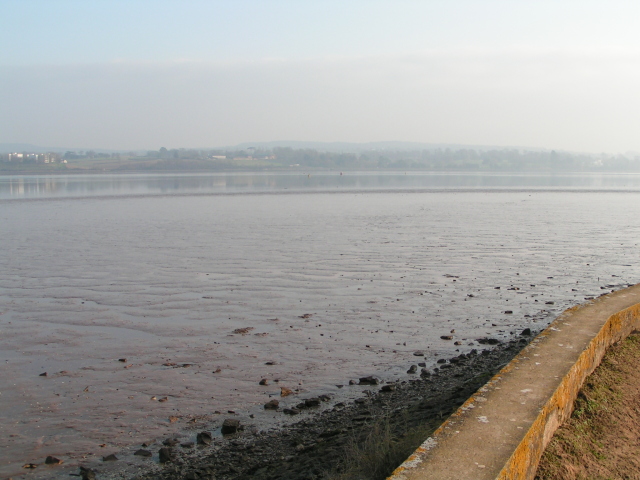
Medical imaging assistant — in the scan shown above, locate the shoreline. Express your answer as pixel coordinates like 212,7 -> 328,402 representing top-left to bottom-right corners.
80,335 -> 533,480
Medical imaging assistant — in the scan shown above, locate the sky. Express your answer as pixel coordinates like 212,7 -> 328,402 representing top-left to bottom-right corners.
2,0 -> 640,153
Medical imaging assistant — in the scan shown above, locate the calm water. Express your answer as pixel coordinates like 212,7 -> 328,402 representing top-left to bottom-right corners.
1,172 -> 639,478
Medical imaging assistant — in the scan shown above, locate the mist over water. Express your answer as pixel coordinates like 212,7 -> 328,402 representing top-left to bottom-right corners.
1,172 -> 639,477
3,171 -> 640,200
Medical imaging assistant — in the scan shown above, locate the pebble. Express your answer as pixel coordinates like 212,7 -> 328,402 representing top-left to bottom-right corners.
264,399 -> 280,410
197,431 -> 212,445
521,328 -> 532,336
102,454 -> 118,461
407,365 -> 418,374
358,376 -> 380,385
45,455 -> 62,465
134,449 -> 152,457
304,398 -> 321,407
440,336 -> 453,340
259,379 -> 269,385
79,466 -> 96,480
158,447 -> 173,463
221,418 -> 241,434
381,384 -> 396,392
413,351 -> 424,356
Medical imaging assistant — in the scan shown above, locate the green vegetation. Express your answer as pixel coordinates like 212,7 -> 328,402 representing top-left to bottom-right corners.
326,413 -> 440,480
3,146 -> 640,173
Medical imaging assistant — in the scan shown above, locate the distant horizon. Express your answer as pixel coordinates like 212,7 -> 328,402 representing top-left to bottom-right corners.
2,140 -> 637,157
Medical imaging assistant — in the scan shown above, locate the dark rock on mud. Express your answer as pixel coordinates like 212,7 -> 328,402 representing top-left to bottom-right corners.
45,455 -> 62,465
264,399 -> 279,410
304,398 -> 321,407
358,376 -> 380,385
440,335 -> 453,340
134,449 -> 152,457
162,437 -> 180,446
221,418 -> 241,435
407,365 -> 418,374
80,466 -> 96,480
521,328 -> 532,336
102,453 -> 118,461
197,431 -> 212,445
477,337 -> 501,345
381,384 -> 396,392
158,447 -> 174,463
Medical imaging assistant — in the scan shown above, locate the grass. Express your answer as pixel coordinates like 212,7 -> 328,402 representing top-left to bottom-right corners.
535,334 -> 640,480
325,413 -> 439,480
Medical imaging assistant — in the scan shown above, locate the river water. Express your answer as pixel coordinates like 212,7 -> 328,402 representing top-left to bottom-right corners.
1,172 -> 639,478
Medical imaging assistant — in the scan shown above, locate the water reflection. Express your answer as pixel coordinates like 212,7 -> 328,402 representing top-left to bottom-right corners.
2,172 -> 640,199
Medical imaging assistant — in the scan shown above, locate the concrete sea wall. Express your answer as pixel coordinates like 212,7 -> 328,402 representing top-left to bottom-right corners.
388,284 -> 640,480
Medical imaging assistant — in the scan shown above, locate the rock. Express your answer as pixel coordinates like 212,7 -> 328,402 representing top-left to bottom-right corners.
232,327 -> 254,334
358,376 -> 380,385
413,351 -> 424,356
304,398 -> 321,407
348,379 -> 357,385
158,447 -> 174,463
407,365 -> 417,374
102,453 -> 118,461
521,328 -> 532,336
504,310 -> 513,314
418,362 -> 426,367
264,399 -> 280,410
354,398 -> 367,404
545,301 -> 555,305
318,394 -> 331,402
22,463 -> 38,469
162,438 -> 180,446
420,368 -> 431,377
197,431 -> 212,445
454,341 -> 462,345
437,359 -> 446,364
45,455 -> 62,465
298,313 -> 312,319
221,418 -> 241,435
440,336 -> 453,340
79,466 -> 96,480
381,384 -> 396,392
280,387 -> 293,397
283,408 -> 300,415
39,372 -> 47,377
259,378 -> 269,385
134,449 -> 152,457
118,358 -> 127,362
476,338 -> 501,345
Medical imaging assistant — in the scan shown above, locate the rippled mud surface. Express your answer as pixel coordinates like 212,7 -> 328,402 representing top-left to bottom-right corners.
1,175 -> 639,478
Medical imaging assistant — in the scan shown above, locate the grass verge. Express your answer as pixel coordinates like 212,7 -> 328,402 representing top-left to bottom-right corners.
536,334 -> 640,480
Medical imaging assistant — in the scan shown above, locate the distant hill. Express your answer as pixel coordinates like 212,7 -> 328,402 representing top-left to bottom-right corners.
229,141 -> 551,154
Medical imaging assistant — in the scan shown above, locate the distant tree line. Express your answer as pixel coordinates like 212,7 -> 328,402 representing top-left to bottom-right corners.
140,146 -> 640,172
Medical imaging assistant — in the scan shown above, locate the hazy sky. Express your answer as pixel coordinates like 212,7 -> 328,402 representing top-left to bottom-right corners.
2,0 -> 640,152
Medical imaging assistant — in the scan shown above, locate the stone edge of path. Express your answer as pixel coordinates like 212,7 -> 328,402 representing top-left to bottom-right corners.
387,283 -> 640,480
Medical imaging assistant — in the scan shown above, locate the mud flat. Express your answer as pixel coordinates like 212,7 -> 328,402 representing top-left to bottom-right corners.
65,336 -> 531,480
